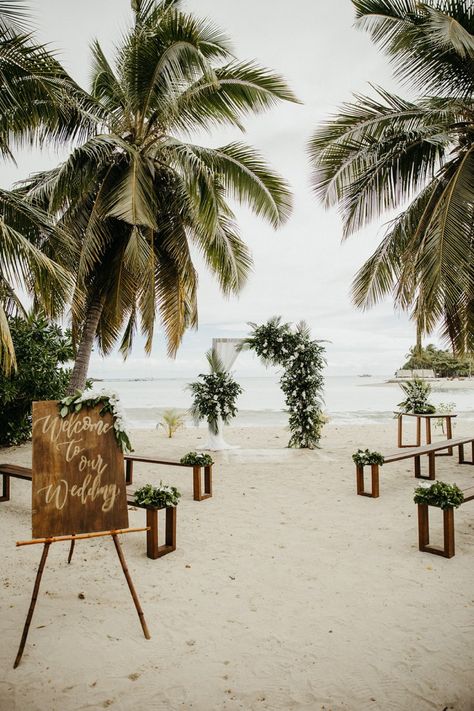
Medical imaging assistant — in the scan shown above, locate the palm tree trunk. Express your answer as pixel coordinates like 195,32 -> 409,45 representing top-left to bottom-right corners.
67,297 -> 104,394
415,320 -> 423,356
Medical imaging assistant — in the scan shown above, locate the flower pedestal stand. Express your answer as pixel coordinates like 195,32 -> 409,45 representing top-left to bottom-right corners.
417,503 -> 455,558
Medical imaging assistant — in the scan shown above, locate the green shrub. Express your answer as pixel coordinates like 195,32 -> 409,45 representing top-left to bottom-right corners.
352,449 -> 384,466
133,482 -> 181,508
0,313 -> 73,446
180,452 -> 214,466
414,481 -> 464,510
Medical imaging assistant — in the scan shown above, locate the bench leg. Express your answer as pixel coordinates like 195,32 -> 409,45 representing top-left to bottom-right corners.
458,443 -> 474,465
146,508 -> 176,559
418,504 -> 455,558
414,454 -> 436,480
435,417 -> 454,457
356,464 -> 379,498
193,466 -> 212,501
0,473 -> 10,502
125,460 -> 133,485
398,414 -> 418,448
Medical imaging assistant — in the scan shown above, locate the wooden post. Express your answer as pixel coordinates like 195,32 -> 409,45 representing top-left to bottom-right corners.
446,417 -> 453,456
416,416 -> 421,446
192,466 -> 212,501
0,472 -> 10,502
459,443 -> 465,464
145,507 -> 176,559
14,542 -> 51,668
425,417 -> 432,445
111,534 -> 151,639
414,455 -> 421,478
192,466 -> 201,500
125,459 -> 133,485
355,464 -> 379,498
67,535 -> 76,564
371,463 -> 380,498
397,415 -> 402,448
428,452 -> 436,480
417,504 -> 455,558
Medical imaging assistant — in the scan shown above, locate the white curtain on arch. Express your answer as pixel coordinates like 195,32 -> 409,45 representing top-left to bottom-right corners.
201,338 -> 244,451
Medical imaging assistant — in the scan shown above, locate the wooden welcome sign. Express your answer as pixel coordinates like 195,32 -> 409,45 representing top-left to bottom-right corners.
14,400 -> 149,670
32,401 -> 129,538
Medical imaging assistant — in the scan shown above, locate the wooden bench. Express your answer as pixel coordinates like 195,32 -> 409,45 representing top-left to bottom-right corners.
0,464 -> 175,560
395,411 -> 457,451
417,486 -> 474,558
125,454 -> 212,501
356,436 -> 474,498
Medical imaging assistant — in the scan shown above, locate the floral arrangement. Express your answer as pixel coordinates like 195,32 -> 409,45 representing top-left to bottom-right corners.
133,482 -> 181,508
398,378 -> 436,414
242,317 -> 326,449
180,452 -> 214,466
414,481 -> 464,510
188,356 -> 243,435
58,389 -> 133,453
352,449 -> 385,466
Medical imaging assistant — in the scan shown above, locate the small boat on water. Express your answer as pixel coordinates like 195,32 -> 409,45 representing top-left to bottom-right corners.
358,374 -> 372,378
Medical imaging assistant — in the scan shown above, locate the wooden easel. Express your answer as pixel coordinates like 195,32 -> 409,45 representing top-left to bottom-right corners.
14,527 -> 151,669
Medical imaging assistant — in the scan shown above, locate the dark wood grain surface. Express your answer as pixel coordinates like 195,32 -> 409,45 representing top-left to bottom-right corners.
32,401 -> 129,538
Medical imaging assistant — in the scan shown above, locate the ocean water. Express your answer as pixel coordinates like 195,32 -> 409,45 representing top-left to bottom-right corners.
96,376 -> 474,429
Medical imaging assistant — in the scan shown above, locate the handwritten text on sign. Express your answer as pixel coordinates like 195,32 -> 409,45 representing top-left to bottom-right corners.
32,401 -> 129,538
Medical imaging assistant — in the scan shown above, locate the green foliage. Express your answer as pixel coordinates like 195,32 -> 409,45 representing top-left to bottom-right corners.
352,449 -> 384,466
310,0 -> 474,353
58,389 -> 133,453
402,344 -> 474,378
189,364 -> 243,435
133,482 -> 181,508
414,481 -> 464,510
243,317 -> 326,449
180,451 -> 214,466
0,313 -> 72,446
398,378 -> 436,414
158,409 -> 186,438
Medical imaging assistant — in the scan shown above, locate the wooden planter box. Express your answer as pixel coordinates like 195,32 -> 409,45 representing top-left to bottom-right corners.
417,503 -> 455,558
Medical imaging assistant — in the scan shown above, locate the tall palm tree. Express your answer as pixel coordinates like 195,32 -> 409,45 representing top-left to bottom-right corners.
22,0 -> 297,392
309,0 -> 474,352
0,0 -> 97,372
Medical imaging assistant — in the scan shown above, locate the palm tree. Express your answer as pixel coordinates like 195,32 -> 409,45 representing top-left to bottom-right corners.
309,0 -> 474,352
21,0 -> 297,392
0,0 -> 98,372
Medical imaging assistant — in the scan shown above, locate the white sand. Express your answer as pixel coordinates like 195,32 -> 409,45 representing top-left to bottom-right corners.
1,422 -> 474,710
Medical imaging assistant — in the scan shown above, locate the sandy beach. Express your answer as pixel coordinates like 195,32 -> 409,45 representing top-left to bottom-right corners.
1,421 -> 474,711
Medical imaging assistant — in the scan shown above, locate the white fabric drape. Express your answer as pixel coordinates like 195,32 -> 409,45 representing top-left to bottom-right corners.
202,338 -> 244,451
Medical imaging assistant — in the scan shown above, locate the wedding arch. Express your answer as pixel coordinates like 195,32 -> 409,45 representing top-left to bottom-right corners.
193,318 -> 326,450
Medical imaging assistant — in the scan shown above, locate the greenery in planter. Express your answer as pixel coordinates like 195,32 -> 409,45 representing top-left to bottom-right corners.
0,313 -> 72,447
180,452 -> 214,466
59,389 -> 133,453
133,482 -> 181,508
189,351 -> 243,435
398,379 -> 436,415
242,317 -> 326,449
352,449 -> 384,466
158,409 -> 186,438
414,481 -> 464,510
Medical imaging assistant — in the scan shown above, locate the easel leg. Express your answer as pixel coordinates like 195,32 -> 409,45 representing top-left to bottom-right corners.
14,542 -> 51,669
111,534 -> 151,640
67,535 -> 76,565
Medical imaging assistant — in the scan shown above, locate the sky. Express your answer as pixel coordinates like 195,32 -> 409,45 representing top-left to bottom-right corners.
2,0 -> 439,379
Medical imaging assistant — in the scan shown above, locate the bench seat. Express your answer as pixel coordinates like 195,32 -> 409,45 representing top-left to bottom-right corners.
356,436 -> 474,498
